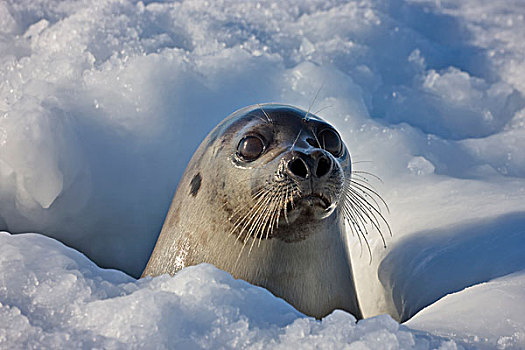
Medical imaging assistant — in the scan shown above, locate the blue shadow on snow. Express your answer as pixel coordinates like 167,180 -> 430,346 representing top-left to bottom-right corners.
379,211 -> 525,322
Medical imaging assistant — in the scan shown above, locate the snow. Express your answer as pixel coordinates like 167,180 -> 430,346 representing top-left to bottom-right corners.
407,271 -> 525,350
0,232 -> 458,349
0,0 -> 525,348
380,212 -> 525,321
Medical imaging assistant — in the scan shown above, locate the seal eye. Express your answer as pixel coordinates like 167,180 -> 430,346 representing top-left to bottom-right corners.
237,135 -> 265,161
318,129 -> 342,156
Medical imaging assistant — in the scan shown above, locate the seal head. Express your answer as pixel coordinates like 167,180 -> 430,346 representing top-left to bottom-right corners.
143,104 -> 362,319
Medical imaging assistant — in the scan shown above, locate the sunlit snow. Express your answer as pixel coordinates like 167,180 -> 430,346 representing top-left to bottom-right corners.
1,0 -> 525,348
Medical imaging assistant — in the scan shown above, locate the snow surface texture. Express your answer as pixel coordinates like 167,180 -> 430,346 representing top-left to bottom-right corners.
0,232 -> 460,349
1,0 -> 525,348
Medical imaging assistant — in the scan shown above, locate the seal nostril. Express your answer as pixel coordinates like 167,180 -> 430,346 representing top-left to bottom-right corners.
288,158 -> 308,178
316,156 -> 331,178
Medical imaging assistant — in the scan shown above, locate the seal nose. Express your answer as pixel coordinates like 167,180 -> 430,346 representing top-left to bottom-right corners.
288,157 -> 308,179
286,151 -> 333,180
315,154 -> 332,178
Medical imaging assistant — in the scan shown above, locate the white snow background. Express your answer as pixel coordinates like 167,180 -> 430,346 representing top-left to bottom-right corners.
1,0 -> 525,348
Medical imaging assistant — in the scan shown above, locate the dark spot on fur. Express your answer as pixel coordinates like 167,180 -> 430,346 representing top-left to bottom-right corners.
190,173 -> 201,197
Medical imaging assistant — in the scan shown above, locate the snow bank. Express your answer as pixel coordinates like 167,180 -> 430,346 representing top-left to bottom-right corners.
380,212 -> 525,322
1,0 -> 525,347
408,271 -> 525,349
0,232 -> 459,349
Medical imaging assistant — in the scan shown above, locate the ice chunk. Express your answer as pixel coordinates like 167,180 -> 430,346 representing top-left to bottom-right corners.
407,156 -> 435,176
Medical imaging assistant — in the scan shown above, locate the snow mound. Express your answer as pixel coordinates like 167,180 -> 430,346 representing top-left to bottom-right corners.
0,232 -> 457,349
379,212 -> 525,322
408,271 -> 525,349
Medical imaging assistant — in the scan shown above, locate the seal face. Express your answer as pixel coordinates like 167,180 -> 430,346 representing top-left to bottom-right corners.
226,106 -> 348,243
143,104 -> 373,319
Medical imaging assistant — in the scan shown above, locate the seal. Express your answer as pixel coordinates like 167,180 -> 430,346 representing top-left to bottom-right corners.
143,104 -> 389,319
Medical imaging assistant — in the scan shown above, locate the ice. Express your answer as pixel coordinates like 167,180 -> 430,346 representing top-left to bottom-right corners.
0,0 -> 525,348
407,156 -> 435,175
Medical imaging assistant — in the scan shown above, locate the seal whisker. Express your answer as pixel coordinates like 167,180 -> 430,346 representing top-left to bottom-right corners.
349,186 -> 391,237
248,192 -> 277,252
259,202 -> 275,245
267,189 -> 284,239
257,195 -> 274,245
290,129 -> 302,151
238,181 -> 290,254
228,190 -> 267,236
234,193 -> 274,263
352,170 -> 384,184
250,191 -> 276,246
283,182 -> 291,224
259,181 -> 294,245
344,206 -> 372,257
240,191 -> 273,238
313,104 -> 333,116
281,180 -> 301,225
342,189 -> 371,229
237,204 -> 266,261
312,128 -> 322,149
230,188 -> 273,242
273,183 -> 287,227
344,195 -> 377,243
350,173 -> 375,185
226,185 -> 267,212
341,187 -> 373,259
345,189 -> 383,231
239,192 -> 274,257
348,181 -> 385,214
262,183 -> 286,242
305,84 -> 323,122
257,103 -> 273,123
229,177 -> 298,251
341,166 -> 392,263
345,189 -> 390,248
287,183 -> 297,214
